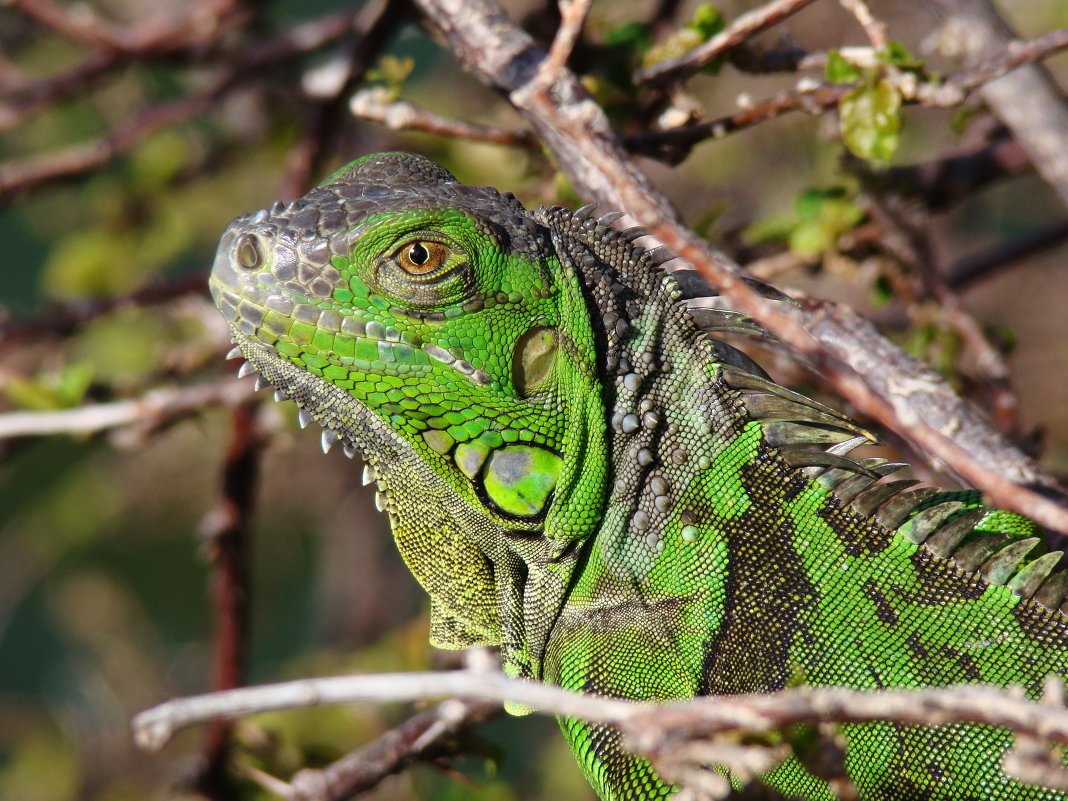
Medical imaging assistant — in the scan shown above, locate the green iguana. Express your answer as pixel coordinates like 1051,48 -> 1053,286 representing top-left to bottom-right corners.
209,151 -> 1068,800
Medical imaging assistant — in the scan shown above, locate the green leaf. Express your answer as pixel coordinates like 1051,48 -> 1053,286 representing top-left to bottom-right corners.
839,78 -> 902,163
789,220 -> 829,257
642,4 -> 725,73
2,363 -> 94,411
689,4 -> 724,39
878,39 -> 923,70
825,50 -> 861,84
787,188 -> 865,256
603,21 -> 651,51
366,55 -> 415,100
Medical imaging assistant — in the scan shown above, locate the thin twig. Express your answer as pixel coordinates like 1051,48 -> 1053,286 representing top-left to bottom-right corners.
838,0 -> 887,49
287,699 -> 501,801
533,0 -> 593,90
0,380 -> 251,441
349,87 -> 535,147
948,220 -> 1068,290
279,0 -> 402,200
927,5 -> 1068,210
634,0 -> 819,87
630,26 -> 1068,163
0,50 -> 120,132
9,0 -> 246,54
196,400 -> 263,798
0,6 -> 366,200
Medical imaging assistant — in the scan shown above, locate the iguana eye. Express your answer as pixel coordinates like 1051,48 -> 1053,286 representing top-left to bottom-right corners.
396,240 -> 450,275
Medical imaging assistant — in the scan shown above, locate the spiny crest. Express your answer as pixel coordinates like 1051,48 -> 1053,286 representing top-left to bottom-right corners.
540,204 -> 1068,617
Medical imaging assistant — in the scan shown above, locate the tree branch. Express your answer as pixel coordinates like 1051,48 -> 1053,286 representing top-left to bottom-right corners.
348,87 -> 535,148
634,0 -> 819,87
0,380 -> 251,441
132,669 -> 1068,758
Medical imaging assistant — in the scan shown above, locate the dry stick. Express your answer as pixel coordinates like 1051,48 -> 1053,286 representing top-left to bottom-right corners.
535,0 -> 593,87
349,88 -> 536,147
634,0 -> 819,87
131,670 -> 1068,754
413,0 -> 1068,533
0,6 -> 366,200
0,380 -> 251,441
283,699 -> 501,801
197,400 -> 263,800
837,0 -> 887,49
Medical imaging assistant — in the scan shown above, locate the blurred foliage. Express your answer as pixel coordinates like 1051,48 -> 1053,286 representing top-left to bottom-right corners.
1,1 -> 1067,800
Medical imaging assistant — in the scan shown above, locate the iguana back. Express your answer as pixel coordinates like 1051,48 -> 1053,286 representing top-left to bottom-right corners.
209,152 -> 1068,800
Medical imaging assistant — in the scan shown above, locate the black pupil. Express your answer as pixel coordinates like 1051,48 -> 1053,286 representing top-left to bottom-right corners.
409,243 -> 430,265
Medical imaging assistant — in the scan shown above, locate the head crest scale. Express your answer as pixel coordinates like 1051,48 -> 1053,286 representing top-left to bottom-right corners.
320,151 -> 458,190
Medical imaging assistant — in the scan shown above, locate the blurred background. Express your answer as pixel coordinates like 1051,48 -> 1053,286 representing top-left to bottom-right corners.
1,0 -> 1067,799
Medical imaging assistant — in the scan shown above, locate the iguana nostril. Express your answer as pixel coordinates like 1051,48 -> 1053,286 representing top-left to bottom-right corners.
236,233 -> 262,270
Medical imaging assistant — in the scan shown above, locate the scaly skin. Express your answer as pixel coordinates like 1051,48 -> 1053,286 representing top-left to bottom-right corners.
209,152 -> 1068,800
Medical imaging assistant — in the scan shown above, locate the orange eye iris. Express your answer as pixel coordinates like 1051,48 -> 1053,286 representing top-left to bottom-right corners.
397,240 -> 450,275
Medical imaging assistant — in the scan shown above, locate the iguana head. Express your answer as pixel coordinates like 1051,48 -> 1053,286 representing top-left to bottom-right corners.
209,152 -> 608,673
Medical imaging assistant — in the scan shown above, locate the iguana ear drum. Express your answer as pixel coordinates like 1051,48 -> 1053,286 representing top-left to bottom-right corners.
513,326 -> 558,397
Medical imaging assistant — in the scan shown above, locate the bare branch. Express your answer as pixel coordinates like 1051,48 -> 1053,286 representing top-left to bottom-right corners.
838,0 -> 887,49
286,699 -> 501,801
0,380 -> 251,441
0,50 -> 120,132
280,0 -> 403,200
132,669 -> 1068,758
534,0 -> 593,89
634,0 -> 819,87
630,27 -> 1068,163
0,6 -> 368,200
349,87 -> 535,147
196,401 -> 263,798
